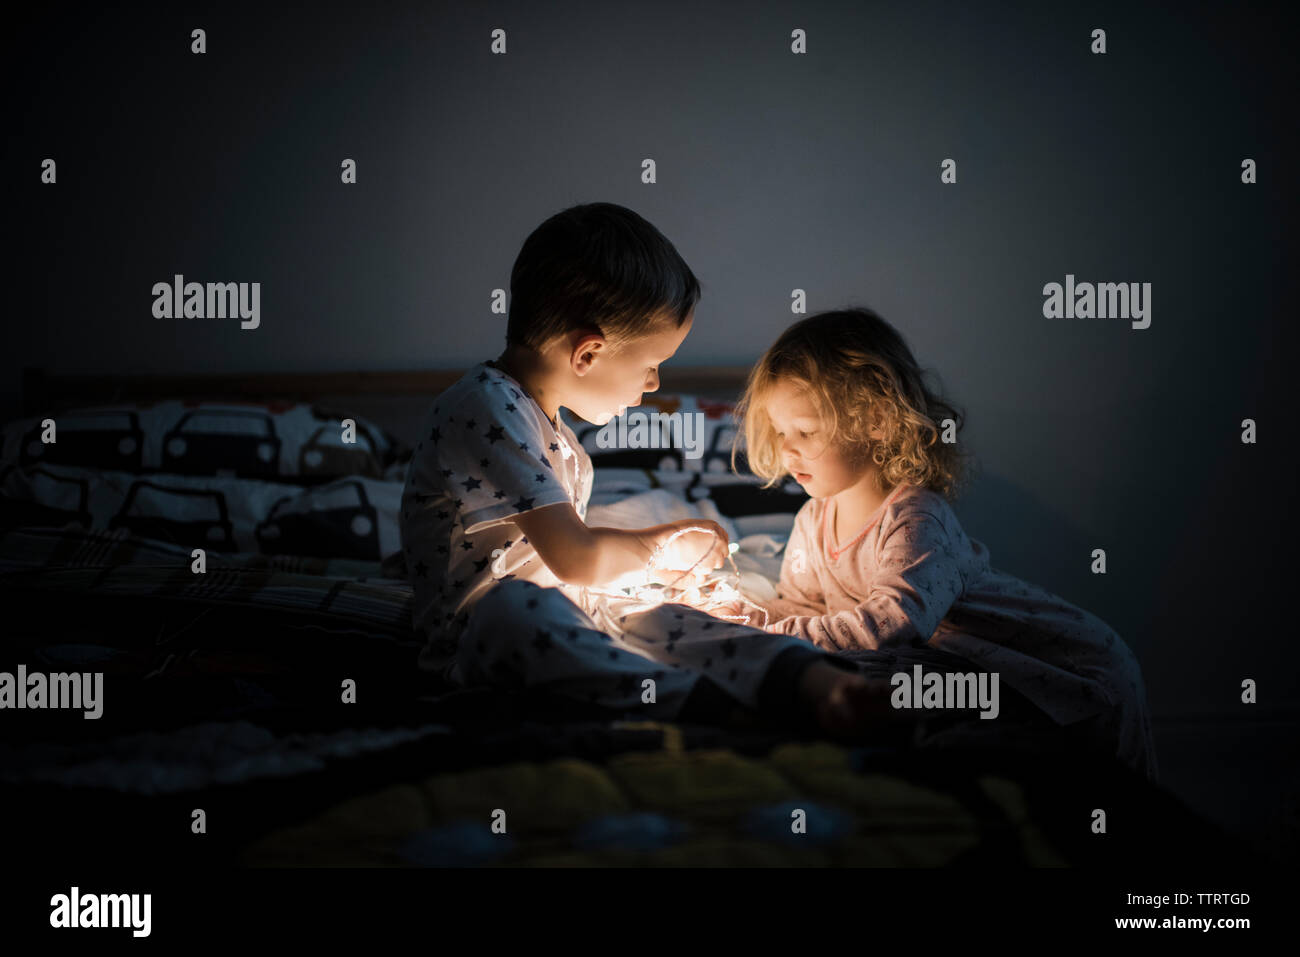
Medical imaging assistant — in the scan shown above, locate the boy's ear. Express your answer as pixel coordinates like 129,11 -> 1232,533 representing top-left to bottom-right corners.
569,331 -> 607,376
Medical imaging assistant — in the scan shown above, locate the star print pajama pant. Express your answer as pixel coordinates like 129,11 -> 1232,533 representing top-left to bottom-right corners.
451,579 -> 859,725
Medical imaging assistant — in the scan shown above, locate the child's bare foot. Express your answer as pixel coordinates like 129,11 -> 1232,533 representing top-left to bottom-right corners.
798,660 -> 907,739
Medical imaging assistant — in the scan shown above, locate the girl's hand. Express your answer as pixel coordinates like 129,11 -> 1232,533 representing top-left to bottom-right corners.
647,520 -> 729,585
763,616 -> 796,636
696,590 -> 768,628
710,596 -> 749,619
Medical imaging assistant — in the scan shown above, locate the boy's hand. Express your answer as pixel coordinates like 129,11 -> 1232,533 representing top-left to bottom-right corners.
647,519 -> 729,585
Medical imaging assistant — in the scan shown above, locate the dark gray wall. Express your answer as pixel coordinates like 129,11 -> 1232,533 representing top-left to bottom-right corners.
8,0 -> 1295,728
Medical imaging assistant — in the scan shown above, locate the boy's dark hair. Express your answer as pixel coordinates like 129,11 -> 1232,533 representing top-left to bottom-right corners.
507,203 -> 701,350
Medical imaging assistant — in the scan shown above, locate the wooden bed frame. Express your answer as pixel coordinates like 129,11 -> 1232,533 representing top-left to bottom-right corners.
21,365 -> 755,446
21,366 -> 753,411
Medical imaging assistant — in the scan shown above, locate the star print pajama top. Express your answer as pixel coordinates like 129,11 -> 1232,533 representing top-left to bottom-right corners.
399,362 -> 595,674
763,482 -> 1158,779
398,363 -> 843,723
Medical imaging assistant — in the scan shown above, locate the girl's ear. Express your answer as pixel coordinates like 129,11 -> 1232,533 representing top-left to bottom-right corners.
865,405 -> 887,442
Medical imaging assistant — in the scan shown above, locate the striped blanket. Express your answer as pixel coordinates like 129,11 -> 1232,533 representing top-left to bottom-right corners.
0,522 -> 420,645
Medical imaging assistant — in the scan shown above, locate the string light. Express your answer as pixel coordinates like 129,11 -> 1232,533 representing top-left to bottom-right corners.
586,525 -> 770,628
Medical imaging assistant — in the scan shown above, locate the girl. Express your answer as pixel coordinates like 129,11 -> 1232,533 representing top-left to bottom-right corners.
732,308 -> 1158,780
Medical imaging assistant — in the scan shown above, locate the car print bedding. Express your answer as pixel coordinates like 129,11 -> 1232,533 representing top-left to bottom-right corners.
0,388 -> 1264,868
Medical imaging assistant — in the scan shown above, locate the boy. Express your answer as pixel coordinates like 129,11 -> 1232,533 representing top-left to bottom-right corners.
399,202 -> 888,735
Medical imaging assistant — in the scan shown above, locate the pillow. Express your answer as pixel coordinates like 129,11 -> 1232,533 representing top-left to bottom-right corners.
0,461 -> 402,560
691,474 -> 807,516
0,399 -> 406,484
578,392 -> 810,524
573,394 -> 738,474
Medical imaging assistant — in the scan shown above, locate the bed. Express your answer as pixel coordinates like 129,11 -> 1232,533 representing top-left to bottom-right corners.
0,366 -> 1262,867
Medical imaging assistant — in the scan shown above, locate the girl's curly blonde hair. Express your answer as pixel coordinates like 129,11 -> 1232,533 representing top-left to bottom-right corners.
733,308 -> 976,501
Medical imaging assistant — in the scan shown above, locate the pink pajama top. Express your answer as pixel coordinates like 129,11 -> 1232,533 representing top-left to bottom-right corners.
763,482 -> 1156,777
